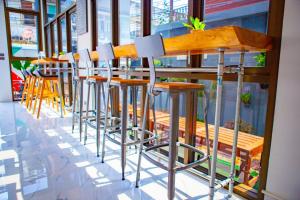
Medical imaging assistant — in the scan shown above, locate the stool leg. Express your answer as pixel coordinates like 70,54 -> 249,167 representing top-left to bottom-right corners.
58,78 -> 64,118
203,90 -> 211,175
101,85 -> 110,163
36,79 -> 46,119
21,76 -> 29,104
72,79 -> 78,133
131,86 -> 138,151
32,78 -> 42,115
121,85 -> 128,180
168,92 -> 180,200
84,82 -> 91,145
135,91 -> 149,188
96,82 -> 101,157
79,79 -> 84,142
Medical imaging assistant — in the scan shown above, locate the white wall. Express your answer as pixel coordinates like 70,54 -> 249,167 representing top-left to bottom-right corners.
0,0 -> 13,102
265,0 -> 300,199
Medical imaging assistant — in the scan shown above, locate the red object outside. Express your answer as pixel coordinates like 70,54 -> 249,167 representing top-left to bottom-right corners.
205,0 -> 268,14
11,71 -> 24,93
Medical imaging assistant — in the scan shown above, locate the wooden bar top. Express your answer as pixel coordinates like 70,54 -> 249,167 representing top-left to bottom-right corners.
66,26 -> 272,62
31,57 -> 69,65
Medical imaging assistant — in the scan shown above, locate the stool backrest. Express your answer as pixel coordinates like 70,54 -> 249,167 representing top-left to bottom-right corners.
66,52 -> 78,77
97,43 -> 115,82
135,34 -> 165,93
78,49 -> 93,77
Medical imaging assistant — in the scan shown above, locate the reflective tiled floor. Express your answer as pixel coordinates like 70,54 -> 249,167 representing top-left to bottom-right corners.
0,102 -> 242,200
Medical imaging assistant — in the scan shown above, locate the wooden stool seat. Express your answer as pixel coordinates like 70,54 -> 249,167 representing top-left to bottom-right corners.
79,75 -> 107,82
111,78 -> 149,86
154,82 -> 205,91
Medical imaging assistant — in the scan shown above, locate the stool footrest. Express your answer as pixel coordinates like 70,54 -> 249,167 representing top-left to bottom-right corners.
141,142 -> 209,173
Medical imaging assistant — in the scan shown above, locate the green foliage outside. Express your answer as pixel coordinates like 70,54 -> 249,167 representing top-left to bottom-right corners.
11,60 -> 31,79
183,17 -> 206,31
241,92 -> 252,105
253,52 -> 266,67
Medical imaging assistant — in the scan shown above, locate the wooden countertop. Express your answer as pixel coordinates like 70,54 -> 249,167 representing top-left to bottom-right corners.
34,26 -> 272,65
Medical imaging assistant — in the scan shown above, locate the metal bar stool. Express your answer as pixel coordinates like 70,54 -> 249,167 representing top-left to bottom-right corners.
66,52 -> 86,142
78,49 -> 107,154
134,34 -> 210,199
97,43 -> 148,180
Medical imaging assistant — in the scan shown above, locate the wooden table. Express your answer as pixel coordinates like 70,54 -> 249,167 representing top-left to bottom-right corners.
153,116 -> 263,184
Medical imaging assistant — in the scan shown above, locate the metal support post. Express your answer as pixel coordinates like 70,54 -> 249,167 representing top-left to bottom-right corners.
209,48 -> 225,200
228,51 -> 245,197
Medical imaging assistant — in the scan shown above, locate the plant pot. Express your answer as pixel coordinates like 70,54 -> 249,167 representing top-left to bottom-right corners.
260,83 -> 269,90
242,101 -> 251,107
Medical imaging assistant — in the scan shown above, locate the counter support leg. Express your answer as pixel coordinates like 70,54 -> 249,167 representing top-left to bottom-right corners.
209,49 -> 225,200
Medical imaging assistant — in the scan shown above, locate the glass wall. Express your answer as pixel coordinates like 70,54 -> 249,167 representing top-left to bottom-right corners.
70,12 -> 78,53
46,27 -> 52,57
6,0 -> 39,11
46,0 -> 56,22
53,23 -> 58,57
119,0 -> 142,67
202,0 -> 270,67
9,12 -> 39,58
60,0 -> 76,13
60,17 -> 67,53
151,0 -> 188,67
97,0 -> 112,45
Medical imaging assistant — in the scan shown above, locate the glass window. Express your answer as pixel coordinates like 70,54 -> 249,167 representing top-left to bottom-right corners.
202,0 -> 270,67
60,0 -> 76,13
151,0 -> 189,67
46,27 -> 52,57
53,23 -> 58,57
9,12 -> 39,57
70,12 -> 77,53
119,0 -> 142,67
47,0 -> 56,22
60,17 -> 67,53
196,79 -> 268,192
97,0 -> 112,45
97,0 -> 112,68
6,0 -> 39,11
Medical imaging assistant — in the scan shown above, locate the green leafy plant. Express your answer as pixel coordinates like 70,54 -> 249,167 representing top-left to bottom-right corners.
154,59 -> 162,67
11,60 -> 31,79
253,52 -> 266,67
59,51 -> 66,56
183,17 -> 206,31
241,92 -> 252,105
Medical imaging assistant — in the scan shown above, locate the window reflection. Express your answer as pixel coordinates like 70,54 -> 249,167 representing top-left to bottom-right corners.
119,0 -> 142,67
60,0 -> 76,13
9,13 -> 38,58
97,0 -> 112,45
202,0 -> 270,67
151,0 -> 188,67
6,0 -> 39,11
46,0 -> 56,22
70,12 -> 78,53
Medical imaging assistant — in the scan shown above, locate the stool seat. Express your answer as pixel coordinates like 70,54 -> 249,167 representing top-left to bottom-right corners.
79,75 -> 107,82
154,82 -> 204,91
111,78 -> 149,86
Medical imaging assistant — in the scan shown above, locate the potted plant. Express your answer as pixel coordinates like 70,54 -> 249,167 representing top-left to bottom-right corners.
241,91 -> 252,106
183,17 -> 206,33
254,52 -> 269,89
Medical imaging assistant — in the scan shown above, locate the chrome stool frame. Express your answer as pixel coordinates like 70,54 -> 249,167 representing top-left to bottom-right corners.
98,44 -> 148,180
134,34 -> 210,200
78,49 -> 107,155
